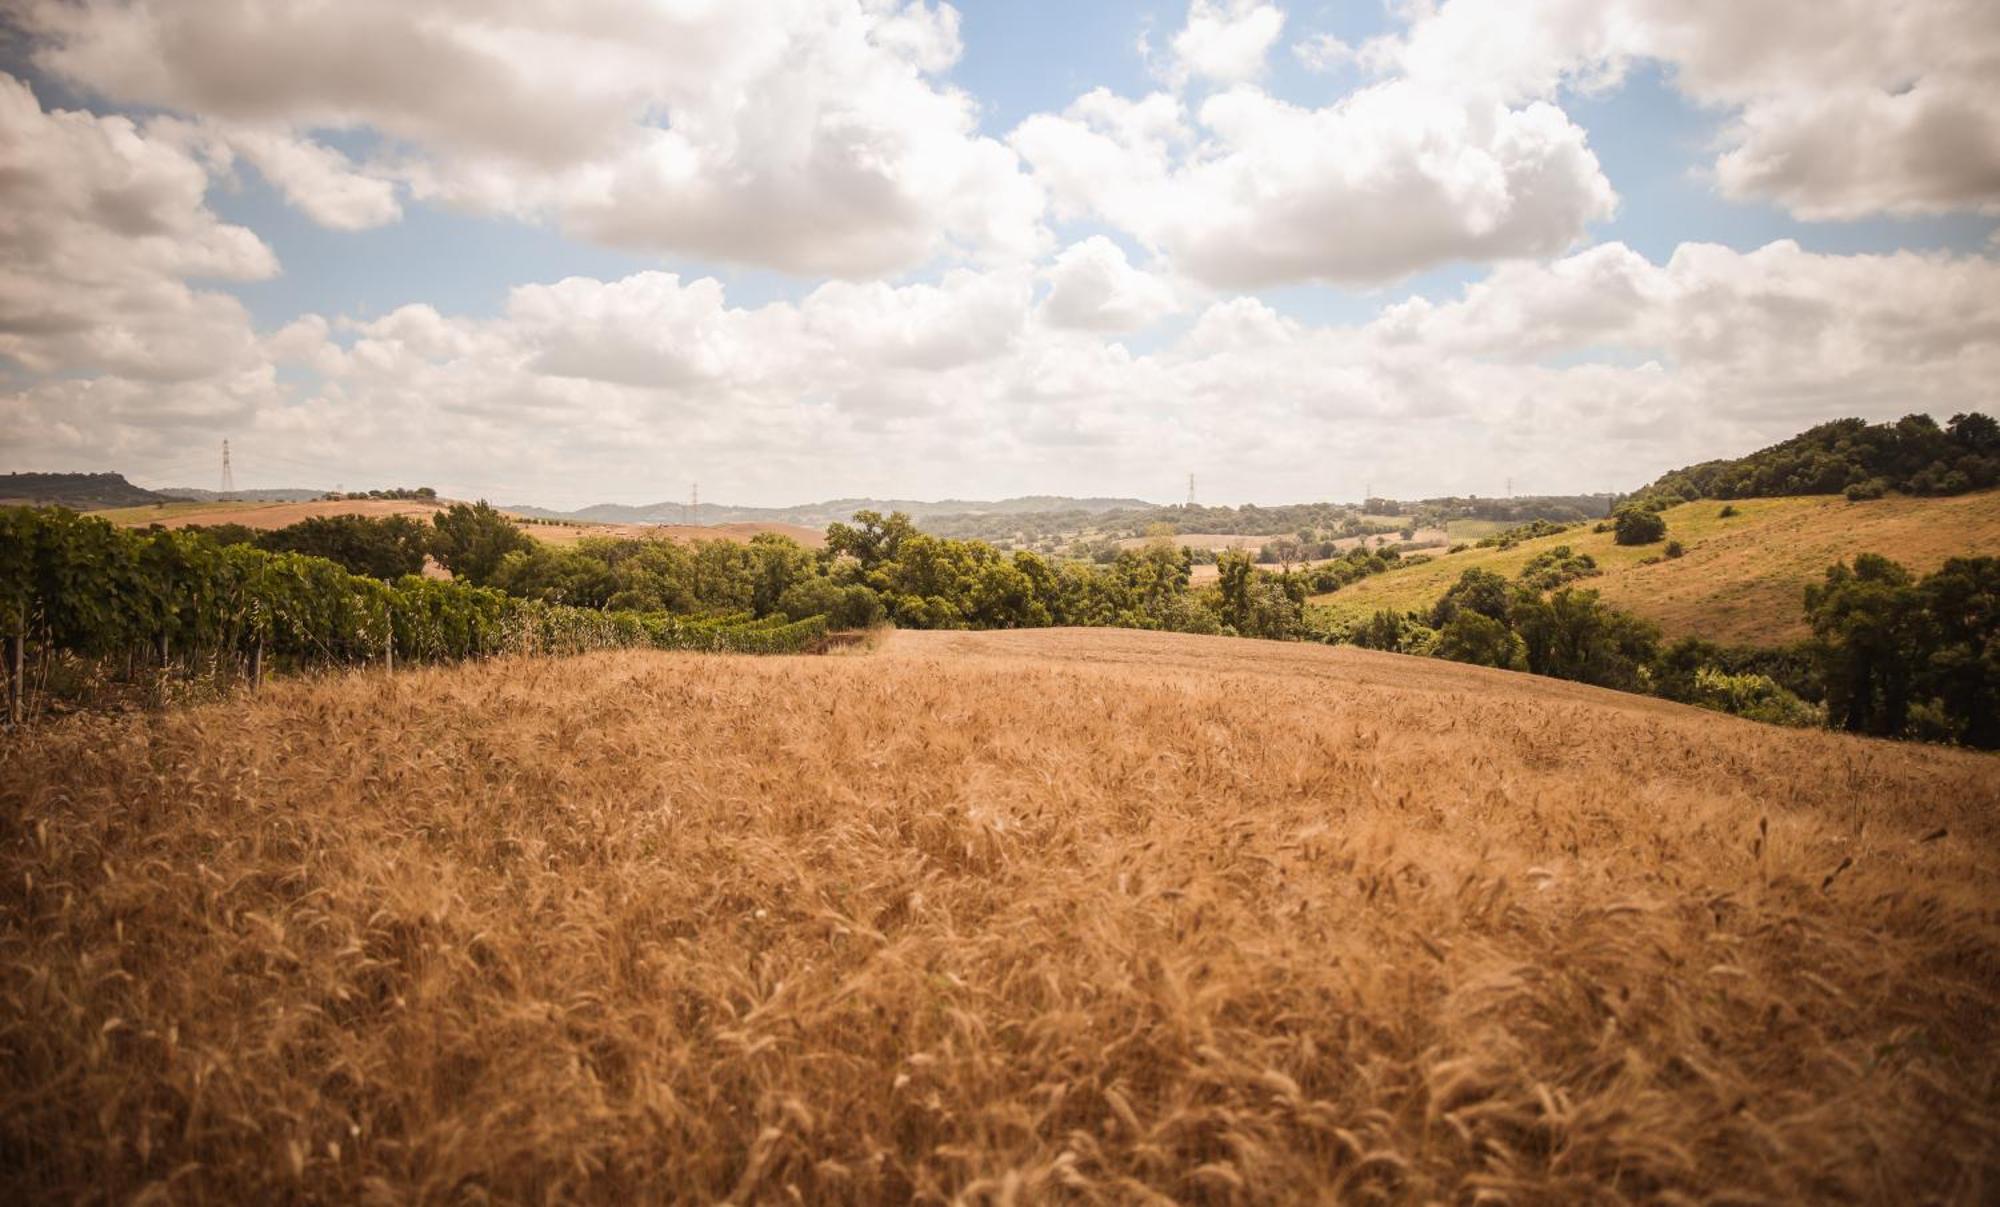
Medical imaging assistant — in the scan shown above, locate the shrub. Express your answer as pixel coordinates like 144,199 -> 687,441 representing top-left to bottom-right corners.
778,578 -> 885,629
1718,504 -> 1739,518
1613,507 -> 1667,545
1689,667 -> 1822,728
1844,478 -> 1888,502
1665,540 -> 1685,559
1435,610 -> 1526,671
1476,519 -> 1571,549
1518,545 -> 1600,591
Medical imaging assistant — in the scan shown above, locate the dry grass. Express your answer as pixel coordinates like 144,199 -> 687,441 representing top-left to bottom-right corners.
2,628 -> 1997,1203
90,498 -> 451,530
1313,490 -> 2000,645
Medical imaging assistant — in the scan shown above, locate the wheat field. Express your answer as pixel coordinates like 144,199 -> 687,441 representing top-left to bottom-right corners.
2,629 -> 1997,1202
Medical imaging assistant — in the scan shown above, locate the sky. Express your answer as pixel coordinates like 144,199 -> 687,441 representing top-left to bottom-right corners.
1,0 -> 1997,509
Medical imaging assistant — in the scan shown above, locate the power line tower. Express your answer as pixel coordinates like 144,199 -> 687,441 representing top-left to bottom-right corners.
1506,476 -> 1514,498
220,439 -> 235,496
686,482 -> 698,526
1186,473 -> 1195,509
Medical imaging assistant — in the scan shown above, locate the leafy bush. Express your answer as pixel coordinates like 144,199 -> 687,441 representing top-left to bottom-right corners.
1664,540 -> 1685,559
1613,508 -> 1667,545
1435,611 -> 1526,670
1688,667 -> 1821,727
778,578 -> 884,629
1517,545 -> 1600,591
1476,519 -> 1572,549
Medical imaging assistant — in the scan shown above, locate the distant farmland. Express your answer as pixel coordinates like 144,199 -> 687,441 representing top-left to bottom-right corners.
87,498 -> 829,550
89,496 -> 448,529
2,628 -> 1994,1201
1312,490 -> 2000,645
523,518 -> 829,549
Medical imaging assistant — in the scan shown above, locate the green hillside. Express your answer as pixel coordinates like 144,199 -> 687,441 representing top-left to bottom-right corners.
1311,490 -> 2000,646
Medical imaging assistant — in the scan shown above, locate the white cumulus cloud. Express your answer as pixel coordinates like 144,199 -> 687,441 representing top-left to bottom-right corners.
1039,238 -> 1180,333
1372,0 -> 2000,219
1170,0 -> 1286,85
1013,80 -> 1615,288
0,75 -> 273,386
11,0 -> 1047,276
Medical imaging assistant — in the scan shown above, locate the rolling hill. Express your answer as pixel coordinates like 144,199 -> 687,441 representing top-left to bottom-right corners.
1312,489 -> 2000,646
508,494 -> 1158,527
0,471 -> 175,510
2,628 -> 1993,1202
149,486 -> 329,502
521,518 -> 829,549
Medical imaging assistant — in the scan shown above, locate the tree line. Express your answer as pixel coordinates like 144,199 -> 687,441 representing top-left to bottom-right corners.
1644,412 -> 1998,502
8,491 -> 1993,749
1335,551 -> 1998,749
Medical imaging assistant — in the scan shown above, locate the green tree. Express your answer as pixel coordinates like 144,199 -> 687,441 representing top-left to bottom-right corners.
776,578 -> 884,628
1613,507 -> 1666,545
257,514 -> 430,579
1430,568 -> 1512,628
1805,554 -> 1923,737
490,544 -> 616,607
1215,548 -> 1255,631
745,533 -> 817,617
1435,611 -> 1526,670
429,501 -> 534,586
825,510 -> 918,571
1510,587 -> 1659,690
1914,556 -> 2000,749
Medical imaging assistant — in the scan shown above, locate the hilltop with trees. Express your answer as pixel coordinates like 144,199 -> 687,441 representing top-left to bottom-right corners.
0,472 -> 174,510
1643,412 -> 1998,502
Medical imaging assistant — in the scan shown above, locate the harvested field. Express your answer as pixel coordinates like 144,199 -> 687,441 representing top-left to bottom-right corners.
2,628 -> 1996,1202
89,497 -> 448,530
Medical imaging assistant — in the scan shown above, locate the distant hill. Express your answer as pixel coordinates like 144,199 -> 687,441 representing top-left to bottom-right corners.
154,486 -> 329,502
0,472 -> 177,510
506,495 -> 1159,527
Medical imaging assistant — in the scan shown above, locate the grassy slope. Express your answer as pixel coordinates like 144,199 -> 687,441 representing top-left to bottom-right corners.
2,629 -> 1995,1202
1312,489 -> 2000,645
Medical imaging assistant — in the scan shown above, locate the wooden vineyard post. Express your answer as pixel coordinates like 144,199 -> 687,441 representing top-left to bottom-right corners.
6,619 -> 21,727
386,630 -> 395,675
249,640 -> 263,691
